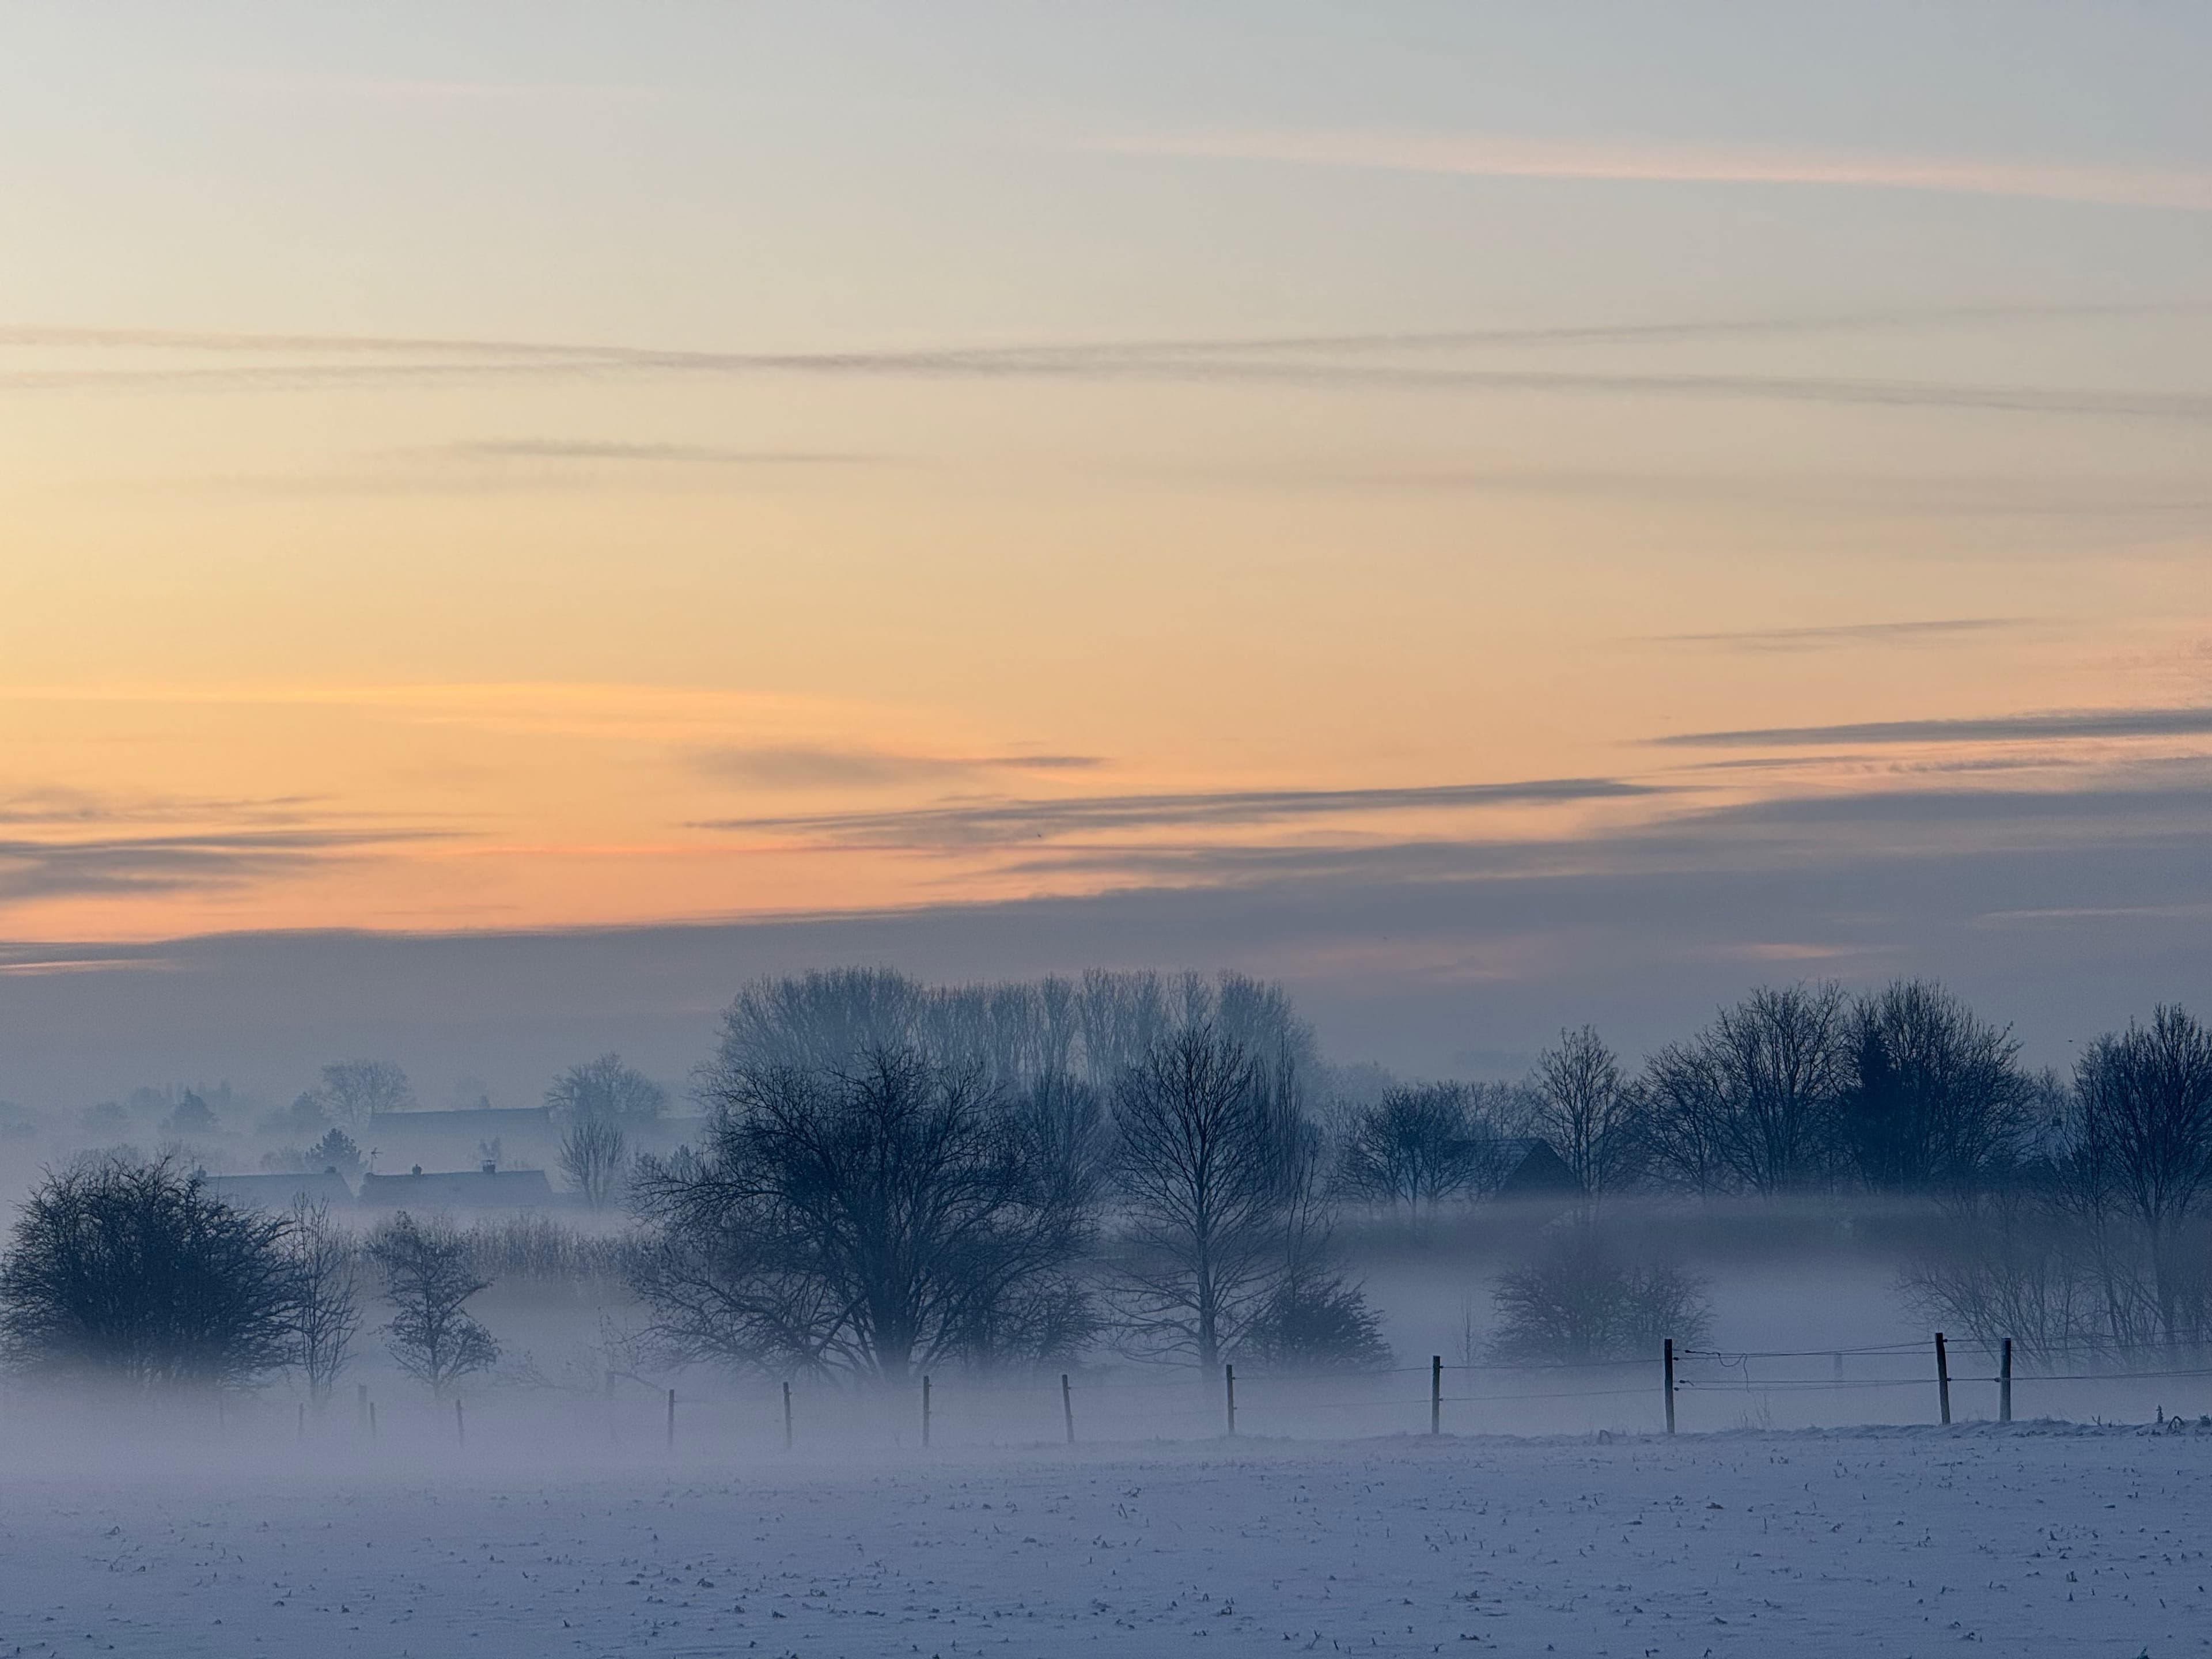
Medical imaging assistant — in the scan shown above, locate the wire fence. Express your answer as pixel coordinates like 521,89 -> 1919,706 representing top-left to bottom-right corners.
11,1332 -> 2212,1461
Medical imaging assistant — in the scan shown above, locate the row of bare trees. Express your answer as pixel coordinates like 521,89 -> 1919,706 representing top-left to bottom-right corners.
1328,980 -> 2091,1213
1907,1005 -> 2212,1355
627,971 -> 1384,1383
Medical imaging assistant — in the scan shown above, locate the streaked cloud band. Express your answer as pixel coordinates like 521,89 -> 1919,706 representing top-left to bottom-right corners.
1102,128 -> 2212,214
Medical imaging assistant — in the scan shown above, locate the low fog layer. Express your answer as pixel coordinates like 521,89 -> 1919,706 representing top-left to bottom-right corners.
3,967 -> 2210,1461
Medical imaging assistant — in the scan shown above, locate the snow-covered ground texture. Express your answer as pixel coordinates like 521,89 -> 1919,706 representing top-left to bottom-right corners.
5,1422 -> 2211,1658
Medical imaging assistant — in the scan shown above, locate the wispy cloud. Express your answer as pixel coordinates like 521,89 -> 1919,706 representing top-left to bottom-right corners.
979,772 -> 2212,891
0,827 -> 447,905
1214,463 -> 2212,525
231,72 -> 662,106
696,777 -> 1660,849
696,745 -> 1103,791
0,789 -> 326,828
10,319 -> 2212,425
417,440 -> 889,467
1102,128 -> 2212,214
17,302 -> 2188,362
1653,704 -> 2212,749
1653,618 -> 2030,652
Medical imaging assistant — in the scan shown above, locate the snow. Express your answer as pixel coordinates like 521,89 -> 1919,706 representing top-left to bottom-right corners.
5,1422 -> 2210,1656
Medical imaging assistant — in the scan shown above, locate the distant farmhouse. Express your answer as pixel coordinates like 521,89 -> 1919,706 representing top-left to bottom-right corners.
357,1162 -> 556,1210
1497,1138 -> 1581,1199
365,1106 -> 557,1173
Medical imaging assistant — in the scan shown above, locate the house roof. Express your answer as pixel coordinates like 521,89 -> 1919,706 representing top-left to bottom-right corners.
357,1166 -> 556,1209
1497,1137 -> 1583,1197
201,1171 -> 357,1211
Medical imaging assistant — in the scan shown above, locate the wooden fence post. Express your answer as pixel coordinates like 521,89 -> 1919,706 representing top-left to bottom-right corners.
1663,1339 -> 1676,1435
922,1374 -> 932,1449
1999,1338 -> 2012,1425
357,1382 -> 369,1429
1061,1372 -> 1075,1444
1934,1332 -> 1951,1426
782,1380 -> 793,1450
368,1400 -> 377,1442
454,1397 -> 465,1449
1224,1363 -> 1237,1437
666,1388 -> 676,1451
297,1402 -> 306,1441
1430,1355 -> 1442,1435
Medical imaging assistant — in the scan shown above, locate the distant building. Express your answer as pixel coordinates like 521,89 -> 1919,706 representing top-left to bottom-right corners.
365,1106 -> 556,1171
356,1162 -> 556,1210
1496,1137 -> 1583,1199
201,1169 -> 357,1212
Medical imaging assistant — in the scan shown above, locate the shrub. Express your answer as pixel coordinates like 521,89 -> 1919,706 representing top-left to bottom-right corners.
1241,1272 -> 1392,1371
1488,1228 -> 1711,1364
0,1155 -> 298,1387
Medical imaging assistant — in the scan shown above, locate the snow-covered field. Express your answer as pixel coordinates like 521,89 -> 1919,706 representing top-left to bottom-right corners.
5,1421 -> 2209,1657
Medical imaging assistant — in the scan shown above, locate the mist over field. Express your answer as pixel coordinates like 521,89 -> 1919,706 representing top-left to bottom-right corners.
7,961 -> 2212,1657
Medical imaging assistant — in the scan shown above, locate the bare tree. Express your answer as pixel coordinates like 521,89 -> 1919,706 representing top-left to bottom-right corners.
558,1118 -> 628,1210
285,1199 -> 361,1406
0,1156 -> 297,1388
544,1053 -> 665,1127
714,969 -> 930,1077
368,1211 -> 499,1397
1901,1188 -> 2132,1366
1839,980 -> 2033,1194
633,1046 -> 1093,1382
2068,1005 -> 2212,1344
1532,1027 -> 1643,1200
1333,1084 -> 1505,1216
315,1059 -> 414,1132
1110,1025 -> 1308,1368
1642,984 -> 1851,1194
1245,1124 -> 1391,1370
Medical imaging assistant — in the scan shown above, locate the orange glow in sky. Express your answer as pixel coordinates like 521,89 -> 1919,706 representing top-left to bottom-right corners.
3,7 -> 2208,951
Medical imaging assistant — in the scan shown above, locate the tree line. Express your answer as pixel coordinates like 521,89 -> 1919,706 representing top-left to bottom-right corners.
4,967 -> 2206,1391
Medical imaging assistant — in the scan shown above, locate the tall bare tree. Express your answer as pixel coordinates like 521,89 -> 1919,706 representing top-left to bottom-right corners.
1532,1026 -> 1643,1200
634,1046 -> 1093,1382
2069,1005 -> 2212,1343
285,1198 -> 361,1407
1839,980 -> 2033,1194
1642,984 -> 1851,1195
368,1212 -> 499,1397
314,1059 -> 414,1132
1110,1025 -> 1307,1368
558,1118 -> 628,1210
1333,1084 -> 1506,1216
544,1053 -> 665,1127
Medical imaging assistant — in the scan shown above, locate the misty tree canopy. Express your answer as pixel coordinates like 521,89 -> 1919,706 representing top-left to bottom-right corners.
0,1156 -> 299,1388
632,1044 -> 1095,1381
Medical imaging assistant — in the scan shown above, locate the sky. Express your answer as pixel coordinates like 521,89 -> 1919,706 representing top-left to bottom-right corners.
2,2 -> 2209,1092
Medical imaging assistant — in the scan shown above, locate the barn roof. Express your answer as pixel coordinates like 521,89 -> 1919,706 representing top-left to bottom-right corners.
357,1166 -> 556,1209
